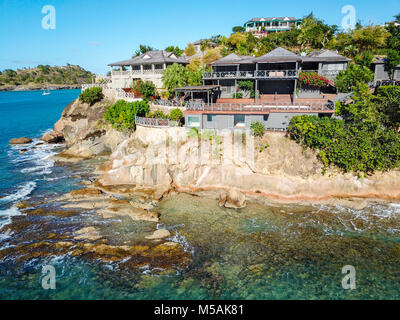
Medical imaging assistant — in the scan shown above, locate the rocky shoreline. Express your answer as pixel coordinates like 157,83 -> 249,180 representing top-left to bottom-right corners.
10,97 -> 400,209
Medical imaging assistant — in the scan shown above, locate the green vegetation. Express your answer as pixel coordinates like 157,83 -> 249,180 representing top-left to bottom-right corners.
146,110 -> 168,119
184,43 -> 196,57
133,44 -> 154,57
232,92 -> 243,99
103,100 -> 150,131
165,46 -> 184,56
78,87 -> 104,105
288,83 -> 400,174
250,121 -> 266,137
162,63 -> 206,94
376,86 -> 400,129
133,80 -> 156,100
194,13 -> 400,69
0,64 -> 94,87
335,64 -> 374,93
238,80 -> 255,98
168,108 -> 183,121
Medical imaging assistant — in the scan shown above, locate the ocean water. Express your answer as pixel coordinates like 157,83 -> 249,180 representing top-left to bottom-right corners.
0,90 -> 399,299
0,90 -> 84,231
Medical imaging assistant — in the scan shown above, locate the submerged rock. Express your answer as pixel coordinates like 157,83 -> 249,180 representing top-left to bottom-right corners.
9,137 -> 32,144
219,188 -> 246,209
74,226 -> 103,241
145,229 -> 171,240
19,148 -> 28,154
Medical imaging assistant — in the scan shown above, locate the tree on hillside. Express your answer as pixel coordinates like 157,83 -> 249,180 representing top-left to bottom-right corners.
165,46 -> 183,56
353,26 -> 389,52
394,13 -> 400,23
162,63 -> 190,92
385,49 -> 400,78
201,47 -> 222,65
335,63 -> 374,93
386,23 -> 400,52
354,50 -> 374,68
133,44 -> 154,57
226,32 -> 247,50
297,14 -> 337,49
184,43 -> 196,56
186,57 -> 201,72
376,85 -> 400,129
232,26 -> 245,33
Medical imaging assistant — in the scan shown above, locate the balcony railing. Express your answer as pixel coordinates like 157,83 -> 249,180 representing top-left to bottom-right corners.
203,70 -> 298,80
135,115 -> 179,127
186,101 -> 334,112
111,69 -> 164,76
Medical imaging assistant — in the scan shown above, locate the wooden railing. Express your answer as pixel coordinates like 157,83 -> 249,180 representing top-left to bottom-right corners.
186,101 -> 334,112
203,70 -> 298,79
135,115 -> 179,127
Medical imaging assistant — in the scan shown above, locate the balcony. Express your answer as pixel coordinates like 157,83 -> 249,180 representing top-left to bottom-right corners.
203,70 -> 298,80
111,69 -> 164,77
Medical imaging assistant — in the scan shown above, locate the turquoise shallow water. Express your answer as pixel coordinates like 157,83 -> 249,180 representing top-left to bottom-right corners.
0,90 -> 399,299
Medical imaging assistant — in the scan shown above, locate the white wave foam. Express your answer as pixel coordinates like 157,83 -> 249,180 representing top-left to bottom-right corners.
0,206 -> 21,233
0,181 -> 36,204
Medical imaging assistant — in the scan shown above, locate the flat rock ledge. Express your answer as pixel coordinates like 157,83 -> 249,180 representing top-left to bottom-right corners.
145,229 -> 171,240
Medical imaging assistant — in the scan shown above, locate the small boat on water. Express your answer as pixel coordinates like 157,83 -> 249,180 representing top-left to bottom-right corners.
42,83 -> 51,95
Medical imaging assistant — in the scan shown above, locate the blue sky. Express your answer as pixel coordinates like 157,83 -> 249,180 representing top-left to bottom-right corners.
0,0 -> 399,74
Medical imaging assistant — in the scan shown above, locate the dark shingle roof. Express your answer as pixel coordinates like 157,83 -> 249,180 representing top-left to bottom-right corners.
108,50 -> 188,66
302,49 -> 351,62
254,47 -> 301,62
211,53 -> 254,66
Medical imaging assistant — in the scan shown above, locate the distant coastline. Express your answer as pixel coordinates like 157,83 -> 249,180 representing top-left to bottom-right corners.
0,84 -> 81,92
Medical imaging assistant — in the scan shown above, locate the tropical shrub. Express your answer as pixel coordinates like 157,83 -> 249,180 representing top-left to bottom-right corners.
287,115 -> 400,174
250,121 -> 266,137
299,72 -> 332,88
134,80 -> 156,100
147,110 -> 168,119
376,85 -> 400,129
335,64 -> 374,93
103,100 -> 149,131
79,87 -> 104,105
168,108 -> 183,121
232,92 -> 243,99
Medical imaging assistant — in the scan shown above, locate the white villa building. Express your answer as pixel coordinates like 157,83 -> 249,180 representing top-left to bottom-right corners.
108,50 -> 189,89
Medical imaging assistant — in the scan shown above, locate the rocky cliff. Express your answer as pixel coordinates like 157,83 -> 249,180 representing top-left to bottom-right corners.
51,98 -> 400,206
52,98 -> 129,160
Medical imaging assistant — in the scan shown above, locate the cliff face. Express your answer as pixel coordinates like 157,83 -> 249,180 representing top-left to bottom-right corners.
97,126 -> 400,203
53,98 -> 129,159
53,99 -> 400,204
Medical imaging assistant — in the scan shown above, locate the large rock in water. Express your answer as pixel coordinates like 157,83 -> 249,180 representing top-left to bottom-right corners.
9,137 -> 32,145
219,188 -> 246,209
41,131 -> 64,144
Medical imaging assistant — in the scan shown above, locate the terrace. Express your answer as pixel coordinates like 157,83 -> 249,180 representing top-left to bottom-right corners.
185,101 -> 335,113
203,70 -> 298,80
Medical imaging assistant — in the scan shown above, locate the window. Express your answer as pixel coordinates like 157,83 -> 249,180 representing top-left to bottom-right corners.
187,116 -> 200,127
207,114 -> 216,122
234,114 -> 245,127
